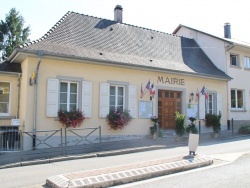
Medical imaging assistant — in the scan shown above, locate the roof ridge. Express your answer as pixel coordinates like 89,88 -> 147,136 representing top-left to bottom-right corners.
65,11 -> 182,39
19,11 -> 72,48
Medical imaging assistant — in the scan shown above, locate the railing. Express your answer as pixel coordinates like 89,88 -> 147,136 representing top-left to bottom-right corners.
0,126 -> 102,166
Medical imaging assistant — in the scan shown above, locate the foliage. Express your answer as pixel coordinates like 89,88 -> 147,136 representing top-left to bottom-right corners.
205,112 -> 222,133
0,8 -> 30,61
149,124 -> 163,138
150,116 -> 158,124
175,111 -> 186,136
238,125 -> 250,134
58,110 -> 85,128
186,117 -> 198,134
106,108 -> 132,130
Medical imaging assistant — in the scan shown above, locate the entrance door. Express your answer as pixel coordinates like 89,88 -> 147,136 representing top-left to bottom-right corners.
158,90 -> 182,129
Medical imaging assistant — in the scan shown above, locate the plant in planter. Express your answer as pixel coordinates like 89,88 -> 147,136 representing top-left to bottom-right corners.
149,116 -> 163,138
106,108 -> 132,130
205,112 -> 222,133
186,117 -> 198,134
175,111 -> 186,137
58,110 -> 85,128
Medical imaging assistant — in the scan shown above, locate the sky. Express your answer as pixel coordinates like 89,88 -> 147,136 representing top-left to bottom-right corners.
1,0 -> 250,43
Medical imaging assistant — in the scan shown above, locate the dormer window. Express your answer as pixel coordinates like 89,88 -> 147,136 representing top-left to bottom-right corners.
230,54 -> 239,67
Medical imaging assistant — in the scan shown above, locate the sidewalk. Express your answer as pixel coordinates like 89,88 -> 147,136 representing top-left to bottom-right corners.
0,130 -> 247,169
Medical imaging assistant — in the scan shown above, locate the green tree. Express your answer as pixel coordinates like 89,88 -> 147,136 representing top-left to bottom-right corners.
0,8 -> 30,61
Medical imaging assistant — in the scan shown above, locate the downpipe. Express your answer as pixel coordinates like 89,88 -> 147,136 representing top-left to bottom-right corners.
33,50 -> 44,149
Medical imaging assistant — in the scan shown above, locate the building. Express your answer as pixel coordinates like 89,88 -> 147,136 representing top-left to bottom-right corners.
173,23 -> 250,128
0,6 -> 230,149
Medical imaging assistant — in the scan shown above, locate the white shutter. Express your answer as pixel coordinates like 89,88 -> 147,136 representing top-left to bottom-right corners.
46,78 -> 59,117
82,81 -> 92,118
199,94 -> 205,119
217,94 -> 222,115
99,83 -> 110,118
128,85 -> 137,118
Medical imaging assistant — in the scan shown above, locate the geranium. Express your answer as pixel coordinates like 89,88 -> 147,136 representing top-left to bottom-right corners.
150,116 -> 158,124
106,108 -> 132,130
58,110 -> 85,128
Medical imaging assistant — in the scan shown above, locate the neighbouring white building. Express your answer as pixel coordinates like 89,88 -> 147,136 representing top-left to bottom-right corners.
173,23 -> 250,128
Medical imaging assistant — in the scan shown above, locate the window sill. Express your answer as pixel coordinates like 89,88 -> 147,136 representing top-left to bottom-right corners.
229,65 -> 241,69
230,109 -> 247,112
244,67 -> 250,70
0,116 -> 16,120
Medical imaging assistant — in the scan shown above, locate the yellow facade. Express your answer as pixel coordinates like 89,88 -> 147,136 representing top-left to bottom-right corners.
15,56 -> 228,138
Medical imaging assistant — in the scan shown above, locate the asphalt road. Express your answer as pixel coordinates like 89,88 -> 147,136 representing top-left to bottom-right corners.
0,137 -> 249,187
115,152 -> 250,188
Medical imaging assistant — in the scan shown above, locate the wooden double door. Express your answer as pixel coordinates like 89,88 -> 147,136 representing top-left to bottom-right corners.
158,90 -> 182,129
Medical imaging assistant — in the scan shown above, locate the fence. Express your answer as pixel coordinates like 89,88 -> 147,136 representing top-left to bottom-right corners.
0,126 -> 102,166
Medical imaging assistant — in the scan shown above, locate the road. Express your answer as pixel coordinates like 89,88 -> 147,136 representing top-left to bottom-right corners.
0,137 -> 249,187
115,152 -> 250,188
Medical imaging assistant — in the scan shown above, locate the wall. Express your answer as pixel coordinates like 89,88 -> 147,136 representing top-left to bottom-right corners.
227,47 -> 250,124
18,56 -> 228,147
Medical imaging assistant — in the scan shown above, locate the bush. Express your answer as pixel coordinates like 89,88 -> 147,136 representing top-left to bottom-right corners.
175,111 -> 186,136
238,125 -> 250,134
205,112 -> 222,133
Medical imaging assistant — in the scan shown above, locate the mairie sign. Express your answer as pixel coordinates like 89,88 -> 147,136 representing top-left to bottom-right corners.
157,76 -> 185,85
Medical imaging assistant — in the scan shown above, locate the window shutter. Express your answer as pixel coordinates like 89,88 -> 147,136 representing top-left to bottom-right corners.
82,81 -> 92,118
199,94 -> 205,119
128,85 -> 137,118
217,94 -> 222,115
100,83 -> 110,118
46,78 -> 59,117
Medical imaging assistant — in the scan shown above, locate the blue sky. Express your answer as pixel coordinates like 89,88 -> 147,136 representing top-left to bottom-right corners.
1,0 -> 250,43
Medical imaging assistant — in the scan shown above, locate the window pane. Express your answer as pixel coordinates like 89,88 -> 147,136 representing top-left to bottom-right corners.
110,86 -> 115,95
60,93 -> 67,103
70,104 -> 76,111
60,104 -> 67,111
0,82 -> 10,113
118,96 -> 123,105
70,83 -> 77,93
231,90 -> 236,108
70,93 -> 77,103
237,90 -> 243,108
110,105 -> 115,112
0,104 -> 8,113
110,96 -> 115,106
60,82 -> 67,92
118,87 -> 123,95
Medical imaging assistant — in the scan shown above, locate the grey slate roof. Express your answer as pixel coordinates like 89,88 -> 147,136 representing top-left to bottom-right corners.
0,61 -> 21,73
17,12 -> 230,80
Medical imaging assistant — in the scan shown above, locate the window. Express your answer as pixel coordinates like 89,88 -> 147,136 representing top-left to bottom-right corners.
100,83 -> 137,118
47,78 -> 92,117
59,81 -> 78,111
231,89 -> 244,109
230,54 -> 239,66
0,82 -> 10,115
244,57 -> 250,68
109,85 -> 125,111
205,93 -> 214,114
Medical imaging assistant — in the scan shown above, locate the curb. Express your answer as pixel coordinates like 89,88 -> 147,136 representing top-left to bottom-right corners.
46,155 -> 213,188
0,145 -> 166,169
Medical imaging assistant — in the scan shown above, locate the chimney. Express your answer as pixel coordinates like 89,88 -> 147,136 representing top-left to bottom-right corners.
224,23 -> 231,39
114,5 -> 123,23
